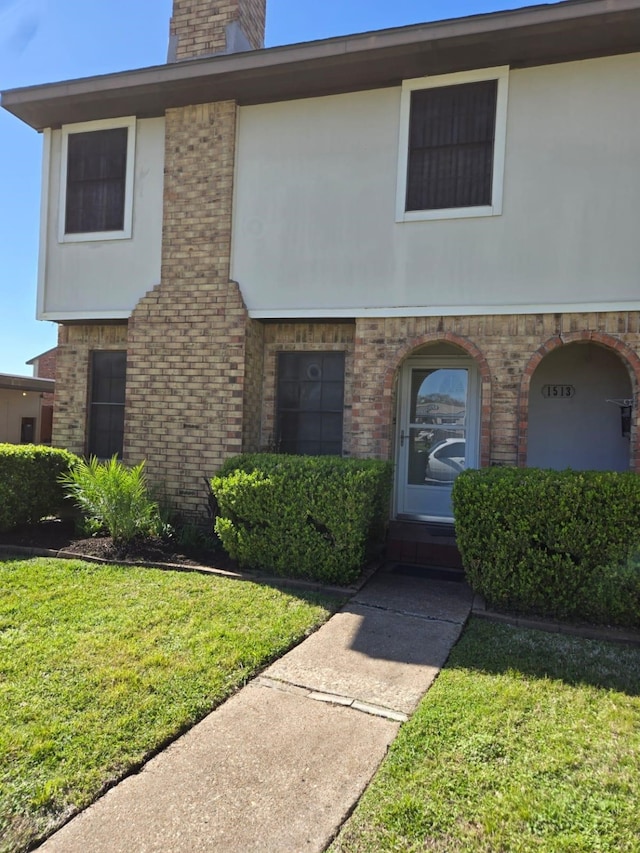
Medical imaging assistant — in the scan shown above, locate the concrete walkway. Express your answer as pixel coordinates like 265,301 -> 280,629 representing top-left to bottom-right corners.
38,566 -> 473,853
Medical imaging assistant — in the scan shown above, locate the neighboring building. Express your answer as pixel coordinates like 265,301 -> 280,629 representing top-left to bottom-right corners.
26,347 -> 57,444
1,0 -> 639,530
0,372 -> 55,444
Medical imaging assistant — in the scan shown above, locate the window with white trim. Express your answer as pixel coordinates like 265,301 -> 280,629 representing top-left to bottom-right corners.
396,67 -> 509,222
59,117 -> 136,242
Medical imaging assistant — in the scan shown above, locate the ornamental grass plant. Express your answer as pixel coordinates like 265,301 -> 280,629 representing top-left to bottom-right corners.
59,455 -> 162,544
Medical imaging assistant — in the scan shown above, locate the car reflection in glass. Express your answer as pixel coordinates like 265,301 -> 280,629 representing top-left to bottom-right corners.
425,438 -> 466,484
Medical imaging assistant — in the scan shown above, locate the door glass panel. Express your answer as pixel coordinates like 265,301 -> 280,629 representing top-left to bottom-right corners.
407,368 -> 468,486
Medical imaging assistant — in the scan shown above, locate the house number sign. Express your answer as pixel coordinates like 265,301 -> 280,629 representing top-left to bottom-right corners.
542,384 -> 575,399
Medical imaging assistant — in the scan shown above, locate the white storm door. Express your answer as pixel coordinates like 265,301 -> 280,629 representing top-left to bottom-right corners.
396,357 -> 479,521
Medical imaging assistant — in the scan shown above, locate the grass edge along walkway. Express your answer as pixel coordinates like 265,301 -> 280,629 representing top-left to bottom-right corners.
0,556 -> 341,853
332,617 -> 640,853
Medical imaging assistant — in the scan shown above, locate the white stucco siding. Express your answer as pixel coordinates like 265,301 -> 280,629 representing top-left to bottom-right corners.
38,117 -> 165,320
232,89 -> 397,311
231,53 -> 640,317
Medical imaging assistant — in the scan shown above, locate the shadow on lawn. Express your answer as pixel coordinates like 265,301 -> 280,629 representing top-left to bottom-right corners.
449,617 -> 640,697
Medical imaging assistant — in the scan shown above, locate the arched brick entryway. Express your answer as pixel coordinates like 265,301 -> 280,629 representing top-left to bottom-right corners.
518,332 -> 640,470
382,332 -> 492,468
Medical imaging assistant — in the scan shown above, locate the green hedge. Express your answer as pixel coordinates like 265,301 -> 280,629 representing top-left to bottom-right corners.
0,444 -> 79,532
452,467 -> 640,627
211,454 -> 392,584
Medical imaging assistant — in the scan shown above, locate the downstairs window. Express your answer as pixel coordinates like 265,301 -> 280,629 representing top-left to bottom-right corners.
88,351 -> 126,458
276,352 -> 345,455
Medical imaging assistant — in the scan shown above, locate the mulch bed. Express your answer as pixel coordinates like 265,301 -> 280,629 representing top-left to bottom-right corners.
0,518 -> 239,572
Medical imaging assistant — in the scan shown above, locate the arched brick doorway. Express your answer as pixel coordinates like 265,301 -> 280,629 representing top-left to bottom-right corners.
384,333 -> 491,521
519,333 -> 640,471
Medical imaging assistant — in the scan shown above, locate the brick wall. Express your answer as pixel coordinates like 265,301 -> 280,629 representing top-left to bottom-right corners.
31,348 -> 57,382
350,311 -> 640,472
53,324 -> 128,455
52,309 -> 639,517
30,347 -> 57,443
236,0 -> 266,51
518,327 -> 640,471
242,317 -> 265,453
126,101 -> 258,520
170,0 -> 266,60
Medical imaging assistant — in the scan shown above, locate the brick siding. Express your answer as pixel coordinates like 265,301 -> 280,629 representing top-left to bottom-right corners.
350,312 -> 640,472
242,317 -> 265,453
260,322 -> 356,453
53,309 -> 639,518
126,101 -> 260,520
31,347 -> 57,383
170,0 -> 266,60
53,324 -> 128,456
30,347 -> 56,443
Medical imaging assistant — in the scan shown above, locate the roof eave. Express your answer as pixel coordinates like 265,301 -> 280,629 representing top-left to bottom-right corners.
3,0 -> 640,130
0,374 -> 55,392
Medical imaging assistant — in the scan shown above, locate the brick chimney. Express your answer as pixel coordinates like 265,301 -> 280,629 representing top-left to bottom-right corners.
168,0 -> 266,61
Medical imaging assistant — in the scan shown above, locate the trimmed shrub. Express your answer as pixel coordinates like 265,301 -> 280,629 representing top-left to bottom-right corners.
0,444 -> 79,532
452,467 -> 640,626
59,455 -> 162,544
211,454 -> 392,584
579,555 -> 640,628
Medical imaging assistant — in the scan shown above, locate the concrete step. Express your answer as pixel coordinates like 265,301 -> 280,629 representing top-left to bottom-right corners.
386,520 -> 463,569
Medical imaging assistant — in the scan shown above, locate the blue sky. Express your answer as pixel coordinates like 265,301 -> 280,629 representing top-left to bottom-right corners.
0,0 -> 563,376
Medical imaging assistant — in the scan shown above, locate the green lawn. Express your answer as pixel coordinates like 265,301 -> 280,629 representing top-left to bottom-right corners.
332,618 -> 640,853
0,557 -> 338,853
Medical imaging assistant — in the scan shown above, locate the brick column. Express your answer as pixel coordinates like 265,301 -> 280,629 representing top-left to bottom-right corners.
169,0 -> 266,60
126,102 -> 261,520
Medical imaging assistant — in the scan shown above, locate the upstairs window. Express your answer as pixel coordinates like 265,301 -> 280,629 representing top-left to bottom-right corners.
396,68 -> 508,222
66,128 -> 127,233
88,351 -> 126,458
276,352 -> 345,456
407,80 -> 497,211
59,117 -> 136,242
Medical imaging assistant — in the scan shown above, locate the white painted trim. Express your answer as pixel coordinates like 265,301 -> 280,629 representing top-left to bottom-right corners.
400,204 -> 496,222
395,66 -> 509,223
230,103 -> 241,285
39,310 -> 132,321
249,301 -> 640,320
58,116 -> 136,243
36,129 -> 51,321
42,299 -> 640,324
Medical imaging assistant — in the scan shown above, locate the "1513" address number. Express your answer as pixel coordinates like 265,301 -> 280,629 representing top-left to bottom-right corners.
542,384 -> 575,398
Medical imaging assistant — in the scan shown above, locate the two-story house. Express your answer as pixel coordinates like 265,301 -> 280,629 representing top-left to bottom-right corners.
2,0 -> 639,543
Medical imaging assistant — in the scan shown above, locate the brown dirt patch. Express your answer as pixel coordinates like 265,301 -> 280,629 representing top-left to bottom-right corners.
0,519 -> 239,572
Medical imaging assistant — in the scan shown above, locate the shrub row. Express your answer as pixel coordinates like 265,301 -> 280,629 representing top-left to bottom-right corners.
453,467 -> 640,627
211,454 -> 392,585
0,444 -> 79,532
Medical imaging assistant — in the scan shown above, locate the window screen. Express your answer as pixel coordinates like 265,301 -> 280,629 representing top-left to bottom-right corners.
65,128 -> 128,234
406,80 -> 498,211
276,352 -> 345,456
88,351 -> 126,458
